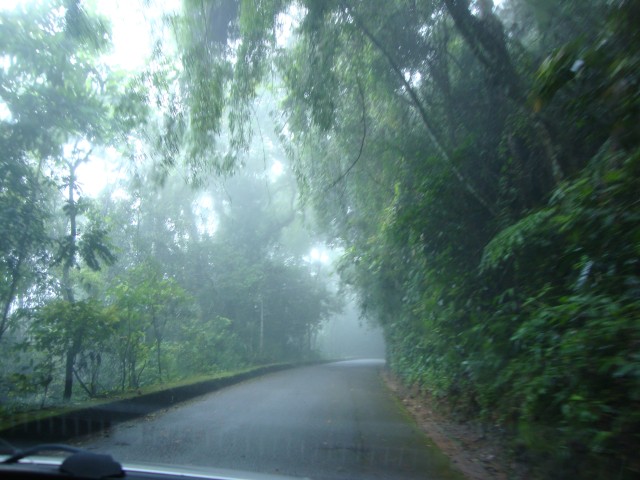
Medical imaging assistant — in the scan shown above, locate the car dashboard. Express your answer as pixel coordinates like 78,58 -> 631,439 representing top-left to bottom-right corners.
0,445 -> 307,480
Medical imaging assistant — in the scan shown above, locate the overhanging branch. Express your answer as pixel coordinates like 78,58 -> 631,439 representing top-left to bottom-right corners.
328,76 -> 367,190
341,3 -> 497,216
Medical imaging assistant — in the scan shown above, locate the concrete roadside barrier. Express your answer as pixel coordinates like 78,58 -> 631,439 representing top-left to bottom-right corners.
1,363 -> 313,443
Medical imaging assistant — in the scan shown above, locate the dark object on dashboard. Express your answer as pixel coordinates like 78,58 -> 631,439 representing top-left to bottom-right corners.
0,442 -> 305,480
60,451 -> 124,479
2,444 -> 123,479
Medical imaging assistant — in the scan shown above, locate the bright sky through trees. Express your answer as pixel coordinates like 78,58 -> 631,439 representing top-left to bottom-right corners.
308,247 -> 330,264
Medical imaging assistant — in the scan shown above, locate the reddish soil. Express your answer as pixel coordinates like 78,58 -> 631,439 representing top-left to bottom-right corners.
383,371 -> 530,480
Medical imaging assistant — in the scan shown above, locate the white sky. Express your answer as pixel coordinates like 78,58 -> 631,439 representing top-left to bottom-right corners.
79,0 -> 177,197
309,247 -> 330,264
96,0 -> 181,71
0,0 -> 26,10
192,193 -> 218,236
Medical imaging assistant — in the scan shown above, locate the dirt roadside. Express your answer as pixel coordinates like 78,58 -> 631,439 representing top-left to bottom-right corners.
383,370 -> 530,480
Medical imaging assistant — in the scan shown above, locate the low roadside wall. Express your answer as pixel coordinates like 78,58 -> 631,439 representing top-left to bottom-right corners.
1,363 -> 298,443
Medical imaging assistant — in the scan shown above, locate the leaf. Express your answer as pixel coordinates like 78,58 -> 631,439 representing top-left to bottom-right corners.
480,209 -> 555,271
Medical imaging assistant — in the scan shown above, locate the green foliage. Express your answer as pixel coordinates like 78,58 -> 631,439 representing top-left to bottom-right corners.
0,154 -> 50,339
29,299 -> 117,399
162,0 -> 639,477
176,316 -> 244,374
1,0 -> 337,421
480,208 -> 555,271
2,0 -> 638,477
78,221 -> 117,271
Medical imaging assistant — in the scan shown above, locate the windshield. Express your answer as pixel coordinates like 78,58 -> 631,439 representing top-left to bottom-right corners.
0,1 -> 638,479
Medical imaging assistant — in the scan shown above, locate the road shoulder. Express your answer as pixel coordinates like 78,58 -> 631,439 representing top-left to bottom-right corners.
382,370 -> 529,480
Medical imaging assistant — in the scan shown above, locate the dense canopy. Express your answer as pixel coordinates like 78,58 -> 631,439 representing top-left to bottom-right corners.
1,1 -> 638,478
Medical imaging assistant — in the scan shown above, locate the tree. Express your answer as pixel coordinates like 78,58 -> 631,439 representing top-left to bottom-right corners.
0,153 -> 49,341
0,0 -> 145,400
169,1 -> 640,476
29,299 -> 116,399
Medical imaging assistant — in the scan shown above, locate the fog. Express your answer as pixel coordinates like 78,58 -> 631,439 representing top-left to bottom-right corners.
317,298 -> 386,360
3,2 -> 637,478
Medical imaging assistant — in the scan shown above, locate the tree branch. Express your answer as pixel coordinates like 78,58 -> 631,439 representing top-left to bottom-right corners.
442,0 -> 563,182
341,3 -> 497,216
442,0 -> 522,101
328,76 -> 367,190
73,367 -> 94,398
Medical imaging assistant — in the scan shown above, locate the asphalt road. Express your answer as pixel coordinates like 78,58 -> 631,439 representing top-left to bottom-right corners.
78,360 -> 463,480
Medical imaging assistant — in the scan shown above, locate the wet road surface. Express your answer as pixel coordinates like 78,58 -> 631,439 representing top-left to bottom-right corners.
78,360 -> 463,480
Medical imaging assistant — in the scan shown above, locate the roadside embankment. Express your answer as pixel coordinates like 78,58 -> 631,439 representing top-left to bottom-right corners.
382,370 -> 529,480
1,363 -> 309,444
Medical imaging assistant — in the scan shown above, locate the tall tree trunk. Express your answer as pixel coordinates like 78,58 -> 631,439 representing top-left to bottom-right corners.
442,0 -> 564,184
62,160 -> 78,304
62,163 -> 76,401
151,307 -> 164,381
155,336 -> 162,381
60,153 -> 87,401
443,0 -> 522,101
63,344 -> 78,401
0,263 -> 23,341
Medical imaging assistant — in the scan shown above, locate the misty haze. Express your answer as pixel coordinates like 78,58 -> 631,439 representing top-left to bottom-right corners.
1,1 -> 638,480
